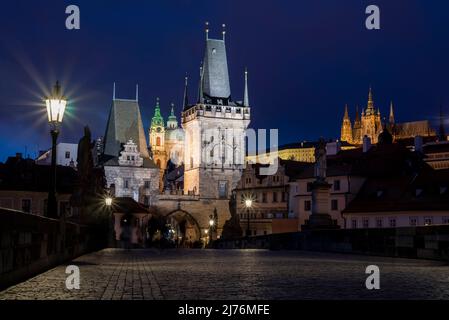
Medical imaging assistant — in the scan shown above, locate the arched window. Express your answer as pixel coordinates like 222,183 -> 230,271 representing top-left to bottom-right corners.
156,137 -> 161,146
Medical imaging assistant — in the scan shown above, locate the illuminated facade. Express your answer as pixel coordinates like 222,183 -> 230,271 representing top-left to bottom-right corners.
340,88 -> 436,144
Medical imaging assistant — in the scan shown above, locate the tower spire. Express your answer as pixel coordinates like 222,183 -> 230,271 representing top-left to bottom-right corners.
198,62 -> 204,104
367,86 -> 374,113
183,74 -> 189,109
136,84 -> 139,101
243,67 -> 249,107
344,104 -> 349,119
222,23 -> 226,41
389,101 -> 395,124
113,82 -> 116,100
205,21 -> 209,40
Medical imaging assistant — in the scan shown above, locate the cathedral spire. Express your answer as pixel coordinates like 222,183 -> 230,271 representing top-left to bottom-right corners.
366,86 -> 375,113
113,82 -> 116,100
389,101 -> 395,124
355,105 -> 361,122
243,68 -> 249,107
136,84 -> 139,102
343,104 -> 349,119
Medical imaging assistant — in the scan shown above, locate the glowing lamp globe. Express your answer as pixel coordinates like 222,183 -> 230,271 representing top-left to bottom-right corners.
209,219 -> 215,227
245,199 -> 253,208
45,81 -> 67,125
105,197 -> 113,206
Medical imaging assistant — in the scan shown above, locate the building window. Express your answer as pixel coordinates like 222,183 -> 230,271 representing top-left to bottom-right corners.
376,218 -> 383,228
410,217 -> 418,226
424,217 -> 433,226
363,218 -> 369,228
272,192 -> 278,203
389,218 -> 396,228
143,196 -> 150,206
351,219 -> 357,229
262,192 -> 267,203
218,181 -> 228,199
156,137 -> 161,146
124,179 -> 130,189
331,199 -> 338,211
333,180 -> 340,191
21,199 -> 31,213
304,200 -> 311,211
307,182 -> 313,192
144,180 -> 151,189
65,151 -> 70,159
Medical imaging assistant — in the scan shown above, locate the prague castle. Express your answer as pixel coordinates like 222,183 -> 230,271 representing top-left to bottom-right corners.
340,88 -> 435,144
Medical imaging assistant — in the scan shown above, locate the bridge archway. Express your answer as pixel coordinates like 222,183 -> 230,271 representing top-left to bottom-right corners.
165,209 -> 202,244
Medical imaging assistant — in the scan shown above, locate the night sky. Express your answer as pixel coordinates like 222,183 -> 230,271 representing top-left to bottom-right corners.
1,0 -> 448,161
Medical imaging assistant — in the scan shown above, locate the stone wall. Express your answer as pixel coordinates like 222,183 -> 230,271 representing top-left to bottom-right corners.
213,225 -> 449,261
0,208 -> 102,290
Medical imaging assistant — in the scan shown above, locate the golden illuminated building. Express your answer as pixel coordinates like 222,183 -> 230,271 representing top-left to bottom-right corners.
340,88 -> 436,145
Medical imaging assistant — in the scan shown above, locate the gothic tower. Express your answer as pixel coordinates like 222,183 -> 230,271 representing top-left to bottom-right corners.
361,87 -> 382,144
340,104 -> 352,143
149,98 -> 167,170
352,105 -> 362,144
182,23 -> 250,198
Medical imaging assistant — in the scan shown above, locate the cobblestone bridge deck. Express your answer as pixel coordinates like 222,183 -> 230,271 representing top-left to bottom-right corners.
1,249 -> 448,300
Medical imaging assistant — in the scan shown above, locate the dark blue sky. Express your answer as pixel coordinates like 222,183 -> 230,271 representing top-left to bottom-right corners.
1,0 -> 448,161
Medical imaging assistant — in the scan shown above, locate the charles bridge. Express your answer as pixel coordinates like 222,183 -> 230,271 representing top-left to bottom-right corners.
1,207 -> 449,299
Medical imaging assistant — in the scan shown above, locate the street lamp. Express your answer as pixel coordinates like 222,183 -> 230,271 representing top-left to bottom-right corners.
105,196 -> 116,248
45,81 -> 67,218
245,198 -> 252,237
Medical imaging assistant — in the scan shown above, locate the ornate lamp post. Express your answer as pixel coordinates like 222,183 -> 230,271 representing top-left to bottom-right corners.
44,81 -> 67,218
105,196 -> 115,247
245,198 -> 252,237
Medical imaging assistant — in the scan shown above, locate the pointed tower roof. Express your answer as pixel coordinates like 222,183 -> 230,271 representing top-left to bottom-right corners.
201,24 -> 231,99
151,97 -> 165,128
355,105 -> 361,122
343,104 -> 349,119
389,101 -> 395,124
167,103 -> 178,129
366,87 -> 375,114
183,75 -> 189,110
243,68 -> 249,107
103,89 -> 150,159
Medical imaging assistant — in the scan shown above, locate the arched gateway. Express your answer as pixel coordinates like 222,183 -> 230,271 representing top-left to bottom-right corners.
165,209 -> 202,245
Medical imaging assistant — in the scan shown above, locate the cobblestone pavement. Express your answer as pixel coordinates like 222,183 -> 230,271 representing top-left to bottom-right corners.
0,249 -> 448,300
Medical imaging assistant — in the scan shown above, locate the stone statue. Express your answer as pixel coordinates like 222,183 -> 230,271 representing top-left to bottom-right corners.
221,190 -> 243,239
314,138 -> 327,181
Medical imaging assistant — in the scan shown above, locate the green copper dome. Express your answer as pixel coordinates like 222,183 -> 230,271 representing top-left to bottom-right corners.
151,98 -> 165,128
